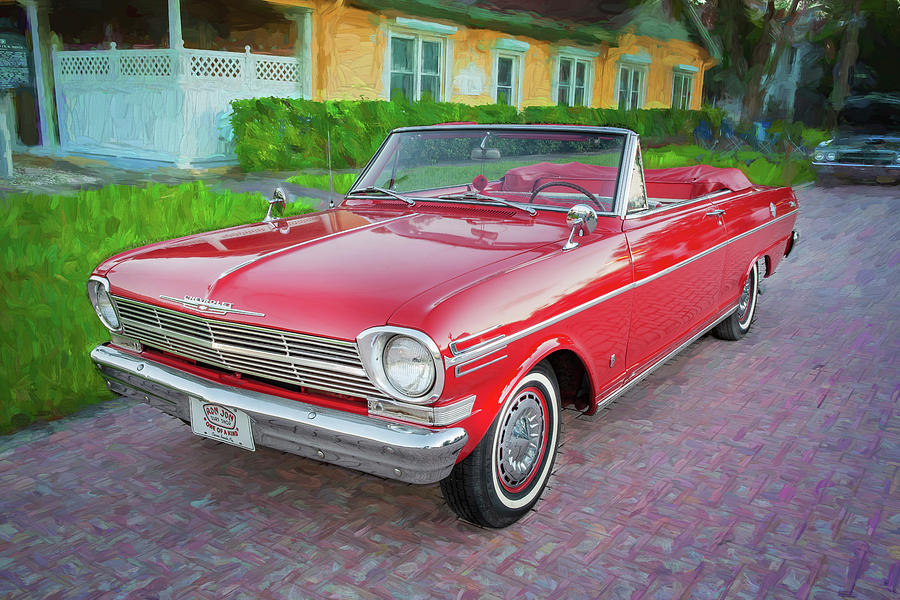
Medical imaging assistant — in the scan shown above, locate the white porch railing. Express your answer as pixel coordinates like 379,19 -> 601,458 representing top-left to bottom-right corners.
52,45 -> 307,165
55,44 -> 303,87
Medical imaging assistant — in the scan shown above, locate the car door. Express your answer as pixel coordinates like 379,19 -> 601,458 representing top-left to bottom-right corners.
621,165 -> 729,372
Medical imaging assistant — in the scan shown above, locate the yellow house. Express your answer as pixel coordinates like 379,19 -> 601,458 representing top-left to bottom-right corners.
268,0 -> 716,111
3,0 -> 716,166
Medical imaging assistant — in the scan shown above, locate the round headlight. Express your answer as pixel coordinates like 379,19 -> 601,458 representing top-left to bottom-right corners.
825,152 -> 836,162
87,278 -> 120,330
383,335 -> 435,397
895,154 -> 900,164
813,152 -> 824,161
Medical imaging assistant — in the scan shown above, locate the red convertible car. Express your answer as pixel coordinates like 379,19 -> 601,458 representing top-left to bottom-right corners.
88,125 -> 799,527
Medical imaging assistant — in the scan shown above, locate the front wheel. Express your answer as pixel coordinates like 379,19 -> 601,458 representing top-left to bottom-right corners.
712,261 -> 759,340
440,362 -> 561,528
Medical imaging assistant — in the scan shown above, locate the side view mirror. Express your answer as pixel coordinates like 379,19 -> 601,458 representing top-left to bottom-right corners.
265,187 -> 287,222
563,204 -> 598,251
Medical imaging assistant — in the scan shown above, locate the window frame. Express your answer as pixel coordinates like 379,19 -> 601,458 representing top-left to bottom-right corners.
387,32 -> 447,102
554,50 -> 595,107
671,70 -> 693,110
616,63 -> 648,110
493,51 -> 523,108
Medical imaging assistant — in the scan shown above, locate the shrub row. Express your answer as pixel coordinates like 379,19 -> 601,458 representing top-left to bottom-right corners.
0,183 -> 313,434
230,98 -> 727,172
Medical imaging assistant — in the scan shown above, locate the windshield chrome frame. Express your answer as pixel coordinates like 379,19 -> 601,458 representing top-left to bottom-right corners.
344,124 -> 635,218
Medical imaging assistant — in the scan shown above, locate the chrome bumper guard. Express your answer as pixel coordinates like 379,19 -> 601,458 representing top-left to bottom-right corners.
91,345 -> 468,484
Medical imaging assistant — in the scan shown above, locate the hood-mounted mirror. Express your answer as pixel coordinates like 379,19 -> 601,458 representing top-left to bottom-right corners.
563,204 -> 598,251
265,187 -> 287,222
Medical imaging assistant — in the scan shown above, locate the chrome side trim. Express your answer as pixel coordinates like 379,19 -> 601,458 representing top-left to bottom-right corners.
92,345 -> 467,484
448,209 -> 797,367
446,282 -> 636,367
212,213 -> 415,286
632,209 -> 798,290
455,354 -> 508,377
449,326 -> 503,355
449,334 -> 506,357
593,304 -> 738,412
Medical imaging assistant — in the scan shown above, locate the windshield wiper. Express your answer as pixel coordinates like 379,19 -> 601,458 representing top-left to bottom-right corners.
437,192 -> 536,216
347,186 -> 416,206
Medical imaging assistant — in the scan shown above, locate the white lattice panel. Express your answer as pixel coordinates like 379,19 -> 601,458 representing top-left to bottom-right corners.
255,58 -> 299,82
119,53 -> 173,78
58,54 -> 110,78
188,54 -> 242,79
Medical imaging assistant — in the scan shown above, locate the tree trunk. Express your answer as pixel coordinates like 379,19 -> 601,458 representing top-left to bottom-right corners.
740,0 -> 801,124
829,0 -> 863,120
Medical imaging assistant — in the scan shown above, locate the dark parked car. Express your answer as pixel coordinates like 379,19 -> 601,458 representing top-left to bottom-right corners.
812,94 -> 900,183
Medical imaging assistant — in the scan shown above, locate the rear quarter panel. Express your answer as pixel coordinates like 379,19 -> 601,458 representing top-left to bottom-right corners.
714,186 -> 798,310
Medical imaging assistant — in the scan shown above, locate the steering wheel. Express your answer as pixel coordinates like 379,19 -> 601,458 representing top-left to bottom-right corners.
527,181 -> 604,210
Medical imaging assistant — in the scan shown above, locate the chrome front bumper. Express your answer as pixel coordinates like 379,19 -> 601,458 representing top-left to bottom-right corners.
91,345 -> 468,484
812,161 -> 900,180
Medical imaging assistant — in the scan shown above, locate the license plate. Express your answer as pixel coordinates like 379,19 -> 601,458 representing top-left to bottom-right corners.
189,398 -> 256,451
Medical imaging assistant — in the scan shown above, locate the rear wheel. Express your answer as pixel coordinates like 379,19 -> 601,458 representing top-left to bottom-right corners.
440,362 -> 561,528
713,261 -> 759,340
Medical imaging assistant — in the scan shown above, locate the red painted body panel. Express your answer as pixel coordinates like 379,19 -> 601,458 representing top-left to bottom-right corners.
623,198 -> 728,368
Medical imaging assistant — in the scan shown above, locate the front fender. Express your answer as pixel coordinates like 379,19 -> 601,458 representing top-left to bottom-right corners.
449,334 -> 595,460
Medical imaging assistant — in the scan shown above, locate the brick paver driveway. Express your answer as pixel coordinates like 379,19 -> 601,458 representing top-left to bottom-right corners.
2,184 -> 898,599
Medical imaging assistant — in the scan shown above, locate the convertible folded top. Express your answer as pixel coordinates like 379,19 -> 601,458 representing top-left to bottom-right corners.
502,163 -> 753,201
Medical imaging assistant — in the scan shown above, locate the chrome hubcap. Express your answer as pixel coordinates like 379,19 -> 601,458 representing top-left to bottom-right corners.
497,391 -> 545,488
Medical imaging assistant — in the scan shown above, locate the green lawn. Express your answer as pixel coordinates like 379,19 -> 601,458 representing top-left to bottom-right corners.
285,172 -> 359,195
0,182 -> 313,434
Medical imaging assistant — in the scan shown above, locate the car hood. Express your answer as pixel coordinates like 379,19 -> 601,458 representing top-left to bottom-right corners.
831,131 -> 900,149
99,207 -> 567,341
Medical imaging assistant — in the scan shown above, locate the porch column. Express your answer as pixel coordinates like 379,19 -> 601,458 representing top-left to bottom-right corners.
168,0 -> 183,49
289,8 -> 313,100
23,0 -> 58,148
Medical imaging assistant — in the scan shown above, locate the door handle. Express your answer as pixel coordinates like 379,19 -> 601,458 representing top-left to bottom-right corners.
705,209 -> 726,217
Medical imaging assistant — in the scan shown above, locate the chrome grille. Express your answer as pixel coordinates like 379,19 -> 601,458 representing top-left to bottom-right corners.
113,296 -> 386,400
839,151 -> 894,165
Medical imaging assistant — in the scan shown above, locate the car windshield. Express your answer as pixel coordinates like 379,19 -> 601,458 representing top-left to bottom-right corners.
350,127 -> 628,213
837,95 -> 900,134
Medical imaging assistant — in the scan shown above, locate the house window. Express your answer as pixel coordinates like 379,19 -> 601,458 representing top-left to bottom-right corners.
495,54 -> 519,106
617,64 -> 646,110
557,57 -> 591,106
390,35 -> 444,102
672,71 -> 693,110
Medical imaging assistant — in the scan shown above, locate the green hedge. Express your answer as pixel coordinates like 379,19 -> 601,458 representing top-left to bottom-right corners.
645,145 -> 815,187
230,98 -> 727,172
0,182 -> 313,434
